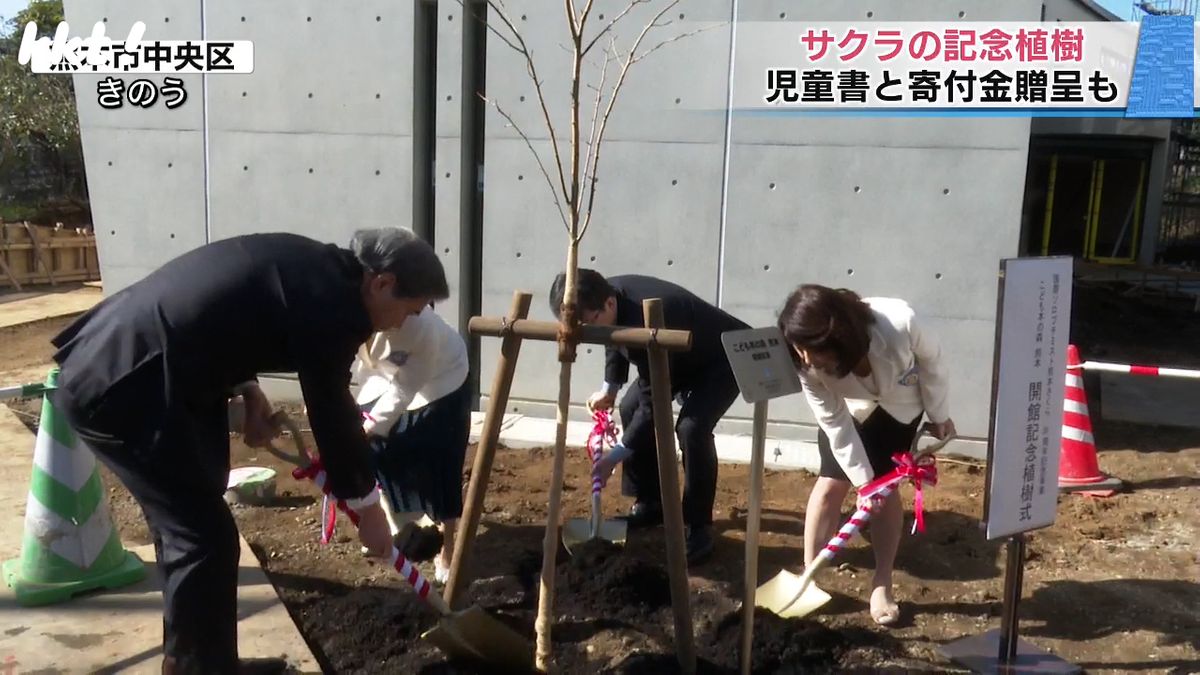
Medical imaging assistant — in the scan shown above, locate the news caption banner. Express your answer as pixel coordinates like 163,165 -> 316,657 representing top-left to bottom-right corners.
16,21 -> 253,110
732,17 -> 1196,117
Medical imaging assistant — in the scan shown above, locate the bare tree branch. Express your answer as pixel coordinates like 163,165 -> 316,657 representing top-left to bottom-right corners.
566,0 -> 579,40
578,37 -> 614,230
484,0 -> 571,205
578,0 -> 598,36
480,93 -> 571,234
566,0 -> 585,239
582,0 -> 653,57
631,22 -> 723,65
579,0 -> 686,239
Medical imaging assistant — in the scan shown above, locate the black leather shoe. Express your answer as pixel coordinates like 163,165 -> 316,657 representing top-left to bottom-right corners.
685,525 -> 714,566
620,501 -> 663,529
395,522 -> 444,562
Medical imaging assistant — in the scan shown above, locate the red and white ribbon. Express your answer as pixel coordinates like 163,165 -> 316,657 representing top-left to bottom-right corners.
292,460 -> 434,601
587,409 -> 619,496
1070,360 -> 1200,379
855,450 -> 940,539
292,460 -> 381,544
814,454 -> 936,566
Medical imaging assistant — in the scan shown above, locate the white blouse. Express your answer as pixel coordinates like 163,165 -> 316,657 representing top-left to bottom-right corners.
798,297 -> 950,487
351,308 -> 469,438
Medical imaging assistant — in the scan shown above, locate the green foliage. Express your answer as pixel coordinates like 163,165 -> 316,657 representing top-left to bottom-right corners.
1,1 -> 78,154
0,0 -> 88,212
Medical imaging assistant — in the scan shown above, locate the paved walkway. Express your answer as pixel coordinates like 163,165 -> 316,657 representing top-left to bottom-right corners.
0,284 -> 102,329
0,406 -> 321,673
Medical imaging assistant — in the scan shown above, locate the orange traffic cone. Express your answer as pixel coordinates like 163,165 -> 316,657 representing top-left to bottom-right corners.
1058,345 -> 1123,497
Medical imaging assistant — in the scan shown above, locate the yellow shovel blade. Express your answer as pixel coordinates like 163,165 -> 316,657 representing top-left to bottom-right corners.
754,570 -> 833,619
421,605 -> 534,672
562,518 -> 628,554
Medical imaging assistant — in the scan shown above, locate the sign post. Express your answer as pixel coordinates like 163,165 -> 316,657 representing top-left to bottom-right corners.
942,256 -> 1080,674
720,326 -> 803,675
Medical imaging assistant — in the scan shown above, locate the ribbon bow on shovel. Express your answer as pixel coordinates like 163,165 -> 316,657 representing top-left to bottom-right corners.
256,412 -> 535,672
756,425 -> 952,619
561,409 -> 629,554
857,444 -> 940,535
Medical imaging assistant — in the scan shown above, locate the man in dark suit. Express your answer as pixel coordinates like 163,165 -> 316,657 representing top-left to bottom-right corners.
50,228 -> 449,675
549,269 -> 748,564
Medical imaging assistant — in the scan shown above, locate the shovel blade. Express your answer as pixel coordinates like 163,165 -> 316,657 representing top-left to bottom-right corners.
598,518 -> 627,546
755,570 -> 833,619
562,518 -> 593,553
421,606 -> 534,673
563,518 -> 628,555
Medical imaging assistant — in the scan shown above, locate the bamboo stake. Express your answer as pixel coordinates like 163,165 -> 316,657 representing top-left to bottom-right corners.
644,298 -> 696,674
445,290 -> 533,609
468,317 -> 691,350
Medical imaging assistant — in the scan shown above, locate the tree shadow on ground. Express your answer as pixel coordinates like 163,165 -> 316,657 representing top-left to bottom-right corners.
1021,578 -> 1200,651
816,511 -> 1003,583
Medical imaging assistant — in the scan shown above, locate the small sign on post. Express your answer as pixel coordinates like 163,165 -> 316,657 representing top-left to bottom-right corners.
721,326 -> 802,404
943,256 -> 1080,674
720,326 -> 801,675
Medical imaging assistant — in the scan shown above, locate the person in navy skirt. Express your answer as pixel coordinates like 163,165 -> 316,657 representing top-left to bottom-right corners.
353,305 -> 471,583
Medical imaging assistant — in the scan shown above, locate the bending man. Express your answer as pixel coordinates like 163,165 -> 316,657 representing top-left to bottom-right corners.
549,269 -> 748,565
50,228 -> 449,674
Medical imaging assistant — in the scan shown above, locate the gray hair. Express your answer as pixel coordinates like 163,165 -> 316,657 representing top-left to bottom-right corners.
349,228 -> 449,300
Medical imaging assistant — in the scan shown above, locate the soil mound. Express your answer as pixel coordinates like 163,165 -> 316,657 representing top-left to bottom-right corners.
709,607 -> 851,672
562,539 -> 672,614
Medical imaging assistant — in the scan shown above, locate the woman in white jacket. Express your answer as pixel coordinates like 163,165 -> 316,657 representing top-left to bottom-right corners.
353,306 -> 470,583
777,285 -> 955,626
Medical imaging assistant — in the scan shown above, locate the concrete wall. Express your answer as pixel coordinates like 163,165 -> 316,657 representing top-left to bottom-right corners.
475,0 -> 1043,457
61,0 -> 424,294
65,0 -> 1155,459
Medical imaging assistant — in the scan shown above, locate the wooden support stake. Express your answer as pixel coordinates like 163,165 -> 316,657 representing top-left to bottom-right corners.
0,223 -> 20,291
469,316 -> 691,351
0,251 -> 21,291
445,291 -> 533,609
23,222 -> 57,287
741,400 -> 768,675
644,298 -> 697,675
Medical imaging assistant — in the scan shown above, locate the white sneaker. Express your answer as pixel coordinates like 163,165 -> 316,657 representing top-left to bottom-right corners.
434,556 -> 451,584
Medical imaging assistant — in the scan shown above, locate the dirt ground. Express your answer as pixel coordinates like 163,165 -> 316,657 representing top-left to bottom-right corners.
2,286 -> 1199,674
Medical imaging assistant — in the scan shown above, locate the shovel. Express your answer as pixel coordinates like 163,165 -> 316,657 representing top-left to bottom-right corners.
562,410 -> 628,554
251,410 -> 536,672
756,425 -> 951,619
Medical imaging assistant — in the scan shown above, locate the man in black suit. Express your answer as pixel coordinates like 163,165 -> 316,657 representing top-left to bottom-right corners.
549,269 -> 748,564
50,228 -> 449,675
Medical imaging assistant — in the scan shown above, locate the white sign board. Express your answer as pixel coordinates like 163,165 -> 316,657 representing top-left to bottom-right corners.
984,256 -> 1073,541
721,327 -> 803,404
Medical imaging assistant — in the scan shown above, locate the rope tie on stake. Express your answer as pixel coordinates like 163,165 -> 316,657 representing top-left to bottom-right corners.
556,302 -> 581,363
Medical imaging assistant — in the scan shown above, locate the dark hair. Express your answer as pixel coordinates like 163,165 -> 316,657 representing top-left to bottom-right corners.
777,284 -> 876,377
548,268 -> 615,318
350,228 -> 449,300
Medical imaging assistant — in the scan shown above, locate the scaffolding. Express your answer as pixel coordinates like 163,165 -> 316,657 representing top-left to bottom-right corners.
1131,0 -> 1196,18
1155,121 -> 1200,267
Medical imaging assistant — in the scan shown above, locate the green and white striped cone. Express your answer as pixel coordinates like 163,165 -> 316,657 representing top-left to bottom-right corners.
2,368 -> 145,606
